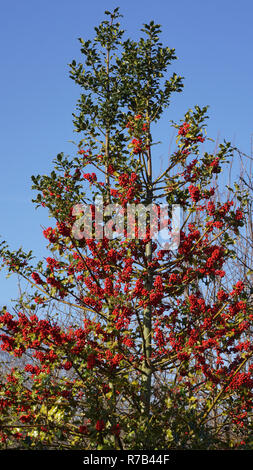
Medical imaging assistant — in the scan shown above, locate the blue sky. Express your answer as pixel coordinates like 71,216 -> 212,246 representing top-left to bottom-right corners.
0,0 -> 252,306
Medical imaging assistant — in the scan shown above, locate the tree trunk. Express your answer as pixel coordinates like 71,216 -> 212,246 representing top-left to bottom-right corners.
142,126 -> 153,417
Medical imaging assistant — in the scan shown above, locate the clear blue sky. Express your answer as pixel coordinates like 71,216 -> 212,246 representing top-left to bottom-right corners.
0,0 -> 252,306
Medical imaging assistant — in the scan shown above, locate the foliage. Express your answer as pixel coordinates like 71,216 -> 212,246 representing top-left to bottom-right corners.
0,8 -> 252,450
